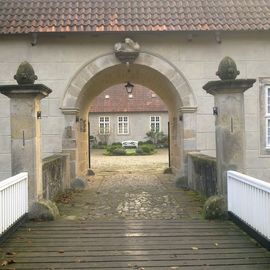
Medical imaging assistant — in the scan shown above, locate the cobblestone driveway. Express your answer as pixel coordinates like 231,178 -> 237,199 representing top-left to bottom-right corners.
58,149 -> 203,220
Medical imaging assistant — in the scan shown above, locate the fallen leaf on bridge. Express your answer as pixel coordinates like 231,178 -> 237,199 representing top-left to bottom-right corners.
5,251 -> 16,255
1,259 -> 16,266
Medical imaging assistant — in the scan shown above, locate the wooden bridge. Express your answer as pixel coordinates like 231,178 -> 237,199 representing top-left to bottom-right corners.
1,170 -> 270,269
1,219 -> 270,269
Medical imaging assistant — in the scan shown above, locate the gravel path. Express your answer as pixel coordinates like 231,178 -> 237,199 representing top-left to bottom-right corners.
91,148 -> 169,173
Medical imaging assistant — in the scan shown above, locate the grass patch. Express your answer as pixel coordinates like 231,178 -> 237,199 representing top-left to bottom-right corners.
104,145 -> 157,156
126,149 -> 137,155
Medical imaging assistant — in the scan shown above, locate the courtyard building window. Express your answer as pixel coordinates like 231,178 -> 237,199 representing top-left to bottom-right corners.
150,116 -> 161,132
99,116 -> 110,134
118,116 -> 129,134
266,86 -> 270,148
258,80 -> 270,155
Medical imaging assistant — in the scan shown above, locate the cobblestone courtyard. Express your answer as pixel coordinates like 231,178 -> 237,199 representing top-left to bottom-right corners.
57,149 -> 203,220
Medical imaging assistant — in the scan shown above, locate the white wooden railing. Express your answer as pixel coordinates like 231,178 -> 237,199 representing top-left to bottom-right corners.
227,170 -> 270,241
0,172 -> 28,235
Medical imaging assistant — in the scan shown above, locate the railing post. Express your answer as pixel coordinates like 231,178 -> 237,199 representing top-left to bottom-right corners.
0,173 -> 29,237
25,174 -> 29,213
227,170 -> 270,247
0,191 -> 2,234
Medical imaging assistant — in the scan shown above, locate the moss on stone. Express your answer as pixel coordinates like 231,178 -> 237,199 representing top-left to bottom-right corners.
203,195 -> 227,220
71,177 -> 88,190
163,167 -> 172,174
189,153 -> 217,197
190,153 -> 216,174
43,154 -> 64,164
28,200 -> 59,221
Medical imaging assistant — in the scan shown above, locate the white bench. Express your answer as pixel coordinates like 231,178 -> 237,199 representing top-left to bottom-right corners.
122,140 -> 138,148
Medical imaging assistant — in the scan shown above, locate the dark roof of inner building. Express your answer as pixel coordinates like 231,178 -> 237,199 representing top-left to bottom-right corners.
1,0 -> 270,34
90,84 -> 168,113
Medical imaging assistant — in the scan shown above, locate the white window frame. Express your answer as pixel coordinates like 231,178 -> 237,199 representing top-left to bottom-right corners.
99,116 -> 110,135
265,86 -> 270,148
150,116 -> 161,132
117,116 -> 129,135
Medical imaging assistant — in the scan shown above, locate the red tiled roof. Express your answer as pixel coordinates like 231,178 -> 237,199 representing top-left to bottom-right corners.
1,0 -> 270,34
90,84 -> 168,113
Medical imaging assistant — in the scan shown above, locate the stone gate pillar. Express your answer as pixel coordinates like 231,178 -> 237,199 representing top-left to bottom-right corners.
0,61 -> 51,207
203,57 -> 255,198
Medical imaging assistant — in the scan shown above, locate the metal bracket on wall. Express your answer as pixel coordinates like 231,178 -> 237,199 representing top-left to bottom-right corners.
31,33 -> 38,46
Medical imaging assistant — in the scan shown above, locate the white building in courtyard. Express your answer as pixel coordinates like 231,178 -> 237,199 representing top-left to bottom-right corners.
89,84 -> 168,145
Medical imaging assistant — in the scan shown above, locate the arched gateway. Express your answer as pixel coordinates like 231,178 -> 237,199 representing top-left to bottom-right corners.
61,52 -> 197,180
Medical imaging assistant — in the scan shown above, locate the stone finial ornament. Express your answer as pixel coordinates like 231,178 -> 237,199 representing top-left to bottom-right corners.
14,61 -> 38,85
216,56 -> 240,80
114,38 -> 140,64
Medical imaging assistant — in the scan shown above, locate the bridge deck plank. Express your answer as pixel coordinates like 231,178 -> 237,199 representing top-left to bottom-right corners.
1,219 -> 270,269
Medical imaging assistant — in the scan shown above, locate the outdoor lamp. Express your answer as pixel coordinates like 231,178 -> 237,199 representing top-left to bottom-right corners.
125,81 -> 134,94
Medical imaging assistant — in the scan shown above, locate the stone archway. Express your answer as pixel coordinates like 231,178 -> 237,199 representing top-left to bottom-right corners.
61,52 -> 197,180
